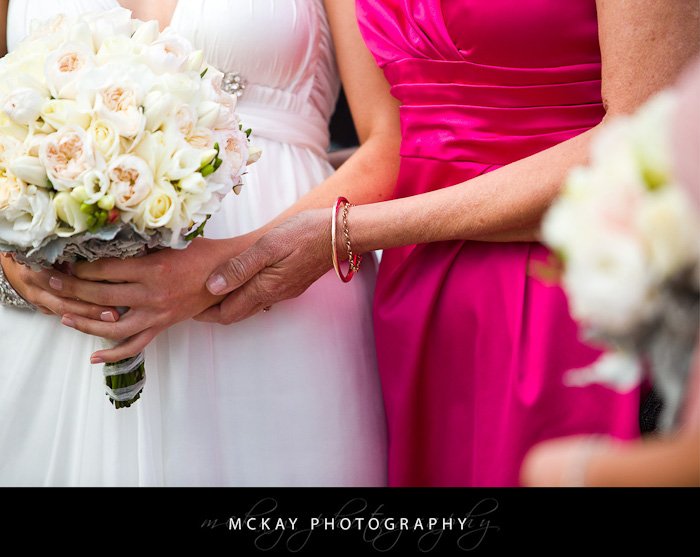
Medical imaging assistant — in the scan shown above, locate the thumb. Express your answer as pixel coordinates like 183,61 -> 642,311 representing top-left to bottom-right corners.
206,245 -> 268,295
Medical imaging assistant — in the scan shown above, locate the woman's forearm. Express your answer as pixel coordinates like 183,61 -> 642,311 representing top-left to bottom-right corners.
347,128 -> 597,252
245,133 -> 401,243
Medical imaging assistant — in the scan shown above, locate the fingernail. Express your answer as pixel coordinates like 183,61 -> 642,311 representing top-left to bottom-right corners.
49,276 -> 63,291
91,355 -> 105,365
61,316 -> 75,328
100,311 -> 117,322
207,274 -> 227,294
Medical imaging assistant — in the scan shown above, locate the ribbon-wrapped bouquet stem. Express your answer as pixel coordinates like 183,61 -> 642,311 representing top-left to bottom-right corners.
0,8 -> 260,408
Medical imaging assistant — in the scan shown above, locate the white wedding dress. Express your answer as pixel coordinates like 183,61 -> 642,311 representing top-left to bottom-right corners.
0,0 -> 387,486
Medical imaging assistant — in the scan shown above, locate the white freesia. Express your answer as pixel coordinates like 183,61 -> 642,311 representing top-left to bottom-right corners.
165,147 -> 204,181
143,90 -> 176,132
2,88 -> 46,125
186,50 -> 205,73
9,156 -> 50,188
39,126 -> 97,191
54,191 -> 90,237
179,172 -> 207,194
0,179 -> 57,248
134,130 -> 180,178
89,119 -> 121,162
95,35 -> 146,65
44,42 -> 95,100
131,20 -> 160,45
41,99 -> 91,131
196,101 -> 221,129
107,155 -> 153,212
80,169 -> 110,205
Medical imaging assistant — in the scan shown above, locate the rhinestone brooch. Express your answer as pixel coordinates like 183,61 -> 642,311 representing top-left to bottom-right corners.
222,72 -> 247,97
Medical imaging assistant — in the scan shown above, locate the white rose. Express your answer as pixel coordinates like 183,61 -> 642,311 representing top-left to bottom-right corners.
44,42 -> 95,100
563,232 -> 657,335
107,155 -> 154,213
39,126 -> 98,191
89,119 -> 121,163
637,186 -> 700,281
165,147 -> 205,181
135,180 -> 181,232
8,156 -> 50,188
54,191 -> 90,237
214,93 -> 240,130
144,31 -> 194,74
181,180 -> 228,225
84,7 -> 134,50
2,88 -> 46,125
0,179 -> 57,248
41,99 -> 92,131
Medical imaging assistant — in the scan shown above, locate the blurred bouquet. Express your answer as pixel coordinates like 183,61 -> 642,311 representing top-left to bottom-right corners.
0,8 -> 260,408
542,91 -> 700,429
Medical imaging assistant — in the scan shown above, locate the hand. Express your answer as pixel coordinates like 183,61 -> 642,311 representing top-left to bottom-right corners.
520,435 -> 611,487
0,255 -> 120,322
196,209 -> 332,324
56,237 -> 249,363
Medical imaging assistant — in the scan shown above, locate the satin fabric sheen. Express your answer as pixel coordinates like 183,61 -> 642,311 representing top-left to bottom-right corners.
0,0 -> 387,486
357,0 -> 640,486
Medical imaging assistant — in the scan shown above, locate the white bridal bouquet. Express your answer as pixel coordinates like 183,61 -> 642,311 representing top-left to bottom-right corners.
543,91 -> 700,429
0,8 -> 260,408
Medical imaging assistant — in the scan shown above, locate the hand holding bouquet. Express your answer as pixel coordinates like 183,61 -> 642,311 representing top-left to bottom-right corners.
0,7 -> 260,408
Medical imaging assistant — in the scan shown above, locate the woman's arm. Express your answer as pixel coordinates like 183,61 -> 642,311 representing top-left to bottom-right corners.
0,0 -> 7,57
198,0 -> 700,324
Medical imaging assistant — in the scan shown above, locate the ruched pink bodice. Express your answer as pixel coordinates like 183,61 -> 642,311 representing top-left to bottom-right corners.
357,0 -> 640,486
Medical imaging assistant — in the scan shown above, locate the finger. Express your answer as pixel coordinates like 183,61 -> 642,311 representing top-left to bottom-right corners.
213,280 -> 275,324
43,271 -> 146,307
193,305 -> 222,323
206,243 -> 272,296
73,258 -> 140,282
91,328 -> 159,364
33,290 -> 120,322
61,310 -> 152,340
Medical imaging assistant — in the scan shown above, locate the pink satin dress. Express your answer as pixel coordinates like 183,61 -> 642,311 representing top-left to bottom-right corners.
357,0 -> 641,486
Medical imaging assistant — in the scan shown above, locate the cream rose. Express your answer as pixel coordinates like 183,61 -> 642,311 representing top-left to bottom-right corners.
107,155 -> 154,212
144,31 -> 194,74
45,42 -> 95,100
39,126 -> 97,191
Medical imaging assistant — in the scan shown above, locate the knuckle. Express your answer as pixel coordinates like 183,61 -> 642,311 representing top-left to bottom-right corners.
224,257 -> 248,283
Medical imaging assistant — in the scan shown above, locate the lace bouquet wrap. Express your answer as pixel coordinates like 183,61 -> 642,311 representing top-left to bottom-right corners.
0,8 -> 260,408
542,91 -> 700,430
